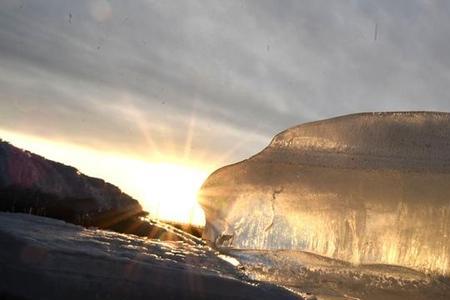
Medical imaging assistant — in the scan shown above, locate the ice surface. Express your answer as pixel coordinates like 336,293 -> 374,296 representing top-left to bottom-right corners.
0,213 -> 301,300
199,112 -> 450,275
226,249 -> 450,299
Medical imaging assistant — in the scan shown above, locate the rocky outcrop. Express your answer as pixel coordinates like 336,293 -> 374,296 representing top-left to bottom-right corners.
0,213 -> 301,300
0,140 -> 144,230
199,112 -> 450,275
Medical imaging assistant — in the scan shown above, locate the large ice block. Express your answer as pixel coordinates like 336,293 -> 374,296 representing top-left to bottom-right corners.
199,112 -> 450,275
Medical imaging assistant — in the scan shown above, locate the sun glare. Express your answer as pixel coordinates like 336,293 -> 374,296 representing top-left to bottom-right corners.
0,129 -> 211,226
132,163 -> 209,225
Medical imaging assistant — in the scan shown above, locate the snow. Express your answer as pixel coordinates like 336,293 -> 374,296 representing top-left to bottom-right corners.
0,213 -> 301,300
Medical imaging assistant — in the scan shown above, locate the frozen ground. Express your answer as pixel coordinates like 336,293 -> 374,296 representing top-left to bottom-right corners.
0,213 -> 301,300
1,213 -> 448,299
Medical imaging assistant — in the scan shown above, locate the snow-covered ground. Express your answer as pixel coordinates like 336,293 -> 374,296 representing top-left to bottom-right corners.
0,213 -> 301,300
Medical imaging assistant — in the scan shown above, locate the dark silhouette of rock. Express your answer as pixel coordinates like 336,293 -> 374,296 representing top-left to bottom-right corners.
199,112 -> 450,275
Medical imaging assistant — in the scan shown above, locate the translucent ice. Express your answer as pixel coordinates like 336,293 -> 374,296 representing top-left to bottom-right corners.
199,112 -> 450,275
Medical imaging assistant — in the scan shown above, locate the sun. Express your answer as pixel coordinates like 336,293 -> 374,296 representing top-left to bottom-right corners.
132,162 -> 210,226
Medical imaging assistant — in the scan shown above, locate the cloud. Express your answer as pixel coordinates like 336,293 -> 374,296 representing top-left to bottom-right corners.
1,0 -> 450,165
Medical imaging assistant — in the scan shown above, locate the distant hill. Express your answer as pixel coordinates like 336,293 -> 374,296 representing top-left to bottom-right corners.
0,139 -> 148,229
0,140 -> 202,239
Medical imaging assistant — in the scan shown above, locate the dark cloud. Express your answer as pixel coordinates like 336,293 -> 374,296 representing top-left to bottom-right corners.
1,0 -> 450,164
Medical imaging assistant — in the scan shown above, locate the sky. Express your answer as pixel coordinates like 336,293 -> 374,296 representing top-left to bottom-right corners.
2,0 -> 450,223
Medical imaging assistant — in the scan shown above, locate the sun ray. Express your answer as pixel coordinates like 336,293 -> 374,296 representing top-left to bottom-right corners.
183,106 -> 197,161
